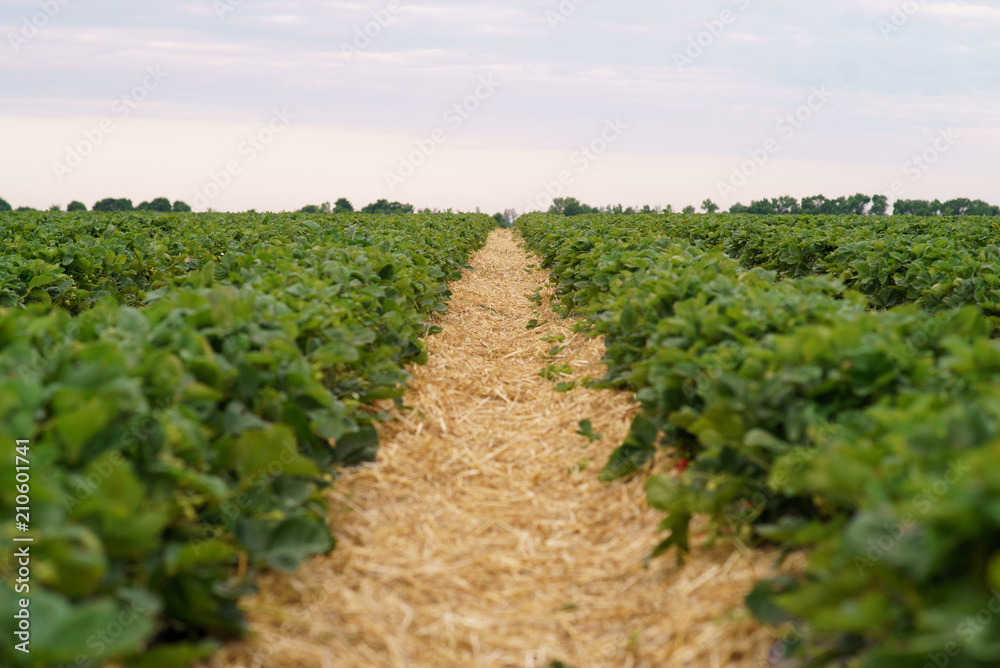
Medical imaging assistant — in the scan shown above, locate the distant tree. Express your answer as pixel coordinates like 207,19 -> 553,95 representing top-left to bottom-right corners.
137,197 -> 173,212
799,195 -> 830,214
67,200 -> 87,212
0,198 -> 11,212
333,198 -> 354,213
661,204 -> 673,214
963,199 -> 1000,216
503,208 -> 518,226
492,212 -> 506,227
172,200 -> 192,212
299,205 -> 321,214
893,199 -> 941,216
93,198 -> 133,212
701,199 -> 719,214
548,197 -> 599,217
682,205 -> 696,214
889,197 -> 999,217
16,206 -> 37,212
845,193 -> 872,215
361,199 -> 414,214
870,195 -> 888,216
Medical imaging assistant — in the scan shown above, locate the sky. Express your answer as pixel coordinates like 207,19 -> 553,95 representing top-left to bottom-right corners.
1,0 -> 998,213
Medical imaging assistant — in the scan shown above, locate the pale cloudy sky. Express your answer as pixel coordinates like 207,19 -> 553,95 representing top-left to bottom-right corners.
1,0 -> 998,213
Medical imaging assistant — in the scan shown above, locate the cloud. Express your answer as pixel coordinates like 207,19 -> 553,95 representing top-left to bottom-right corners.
0,0 -> 997,210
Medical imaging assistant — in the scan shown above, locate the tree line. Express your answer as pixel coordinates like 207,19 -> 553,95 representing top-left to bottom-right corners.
297,198 -> 415,215
6,194 -> 997,218
541,195 -> 1000,217
0,197 -> 192,213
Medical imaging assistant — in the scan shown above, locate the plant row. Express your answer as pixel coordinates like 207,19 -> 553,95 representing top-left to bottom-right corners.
517,212 -> 1000,667
527,212 -> 1000,315
0,212 -> 493,667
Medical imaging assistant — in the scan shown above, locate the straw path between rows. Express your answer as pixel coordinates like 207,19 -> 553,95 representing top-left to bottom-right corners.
207,228 -> 798,668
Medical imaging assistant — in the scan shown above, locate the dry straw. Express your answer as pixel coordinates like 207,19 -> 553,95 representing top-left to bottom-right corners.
207,230 -> 800,668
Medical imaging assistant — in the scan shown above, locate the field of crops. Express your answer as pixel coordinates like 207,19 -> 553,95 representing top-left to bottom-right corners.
0,210 -> 494,667
518,212 -> 1000,667
6,207 -> 1000,667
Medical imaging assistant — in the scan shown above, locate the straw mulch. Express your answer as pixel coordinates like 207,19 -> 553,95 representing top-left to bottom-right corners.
206,229 -> 799,668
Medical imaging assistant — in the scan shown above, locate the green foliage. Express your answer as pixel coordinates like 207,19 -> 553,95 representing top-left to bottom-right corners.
67,201 -> 87,212
361,199 -> 414,214
727,194 -> 999,217
0,210 -> 494,666
548,197 -> 600,217
0,198 -> 11,212
136,198 -> 173,213
576,419 -> 601,442
517,211 -> 1000,666
333,198 -> 353,214
895,197 -> 1000,216
92,198 -> 134,212
172,200 -> 192,213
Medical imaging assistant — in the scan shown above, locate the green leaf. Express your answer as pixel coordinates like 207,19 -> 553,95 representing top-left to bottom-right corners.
232,425 -> 320,482
331,424 -> 379,465
125,641 -> 221,668
235,515 -> 335,572
745,580 -> 795,625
